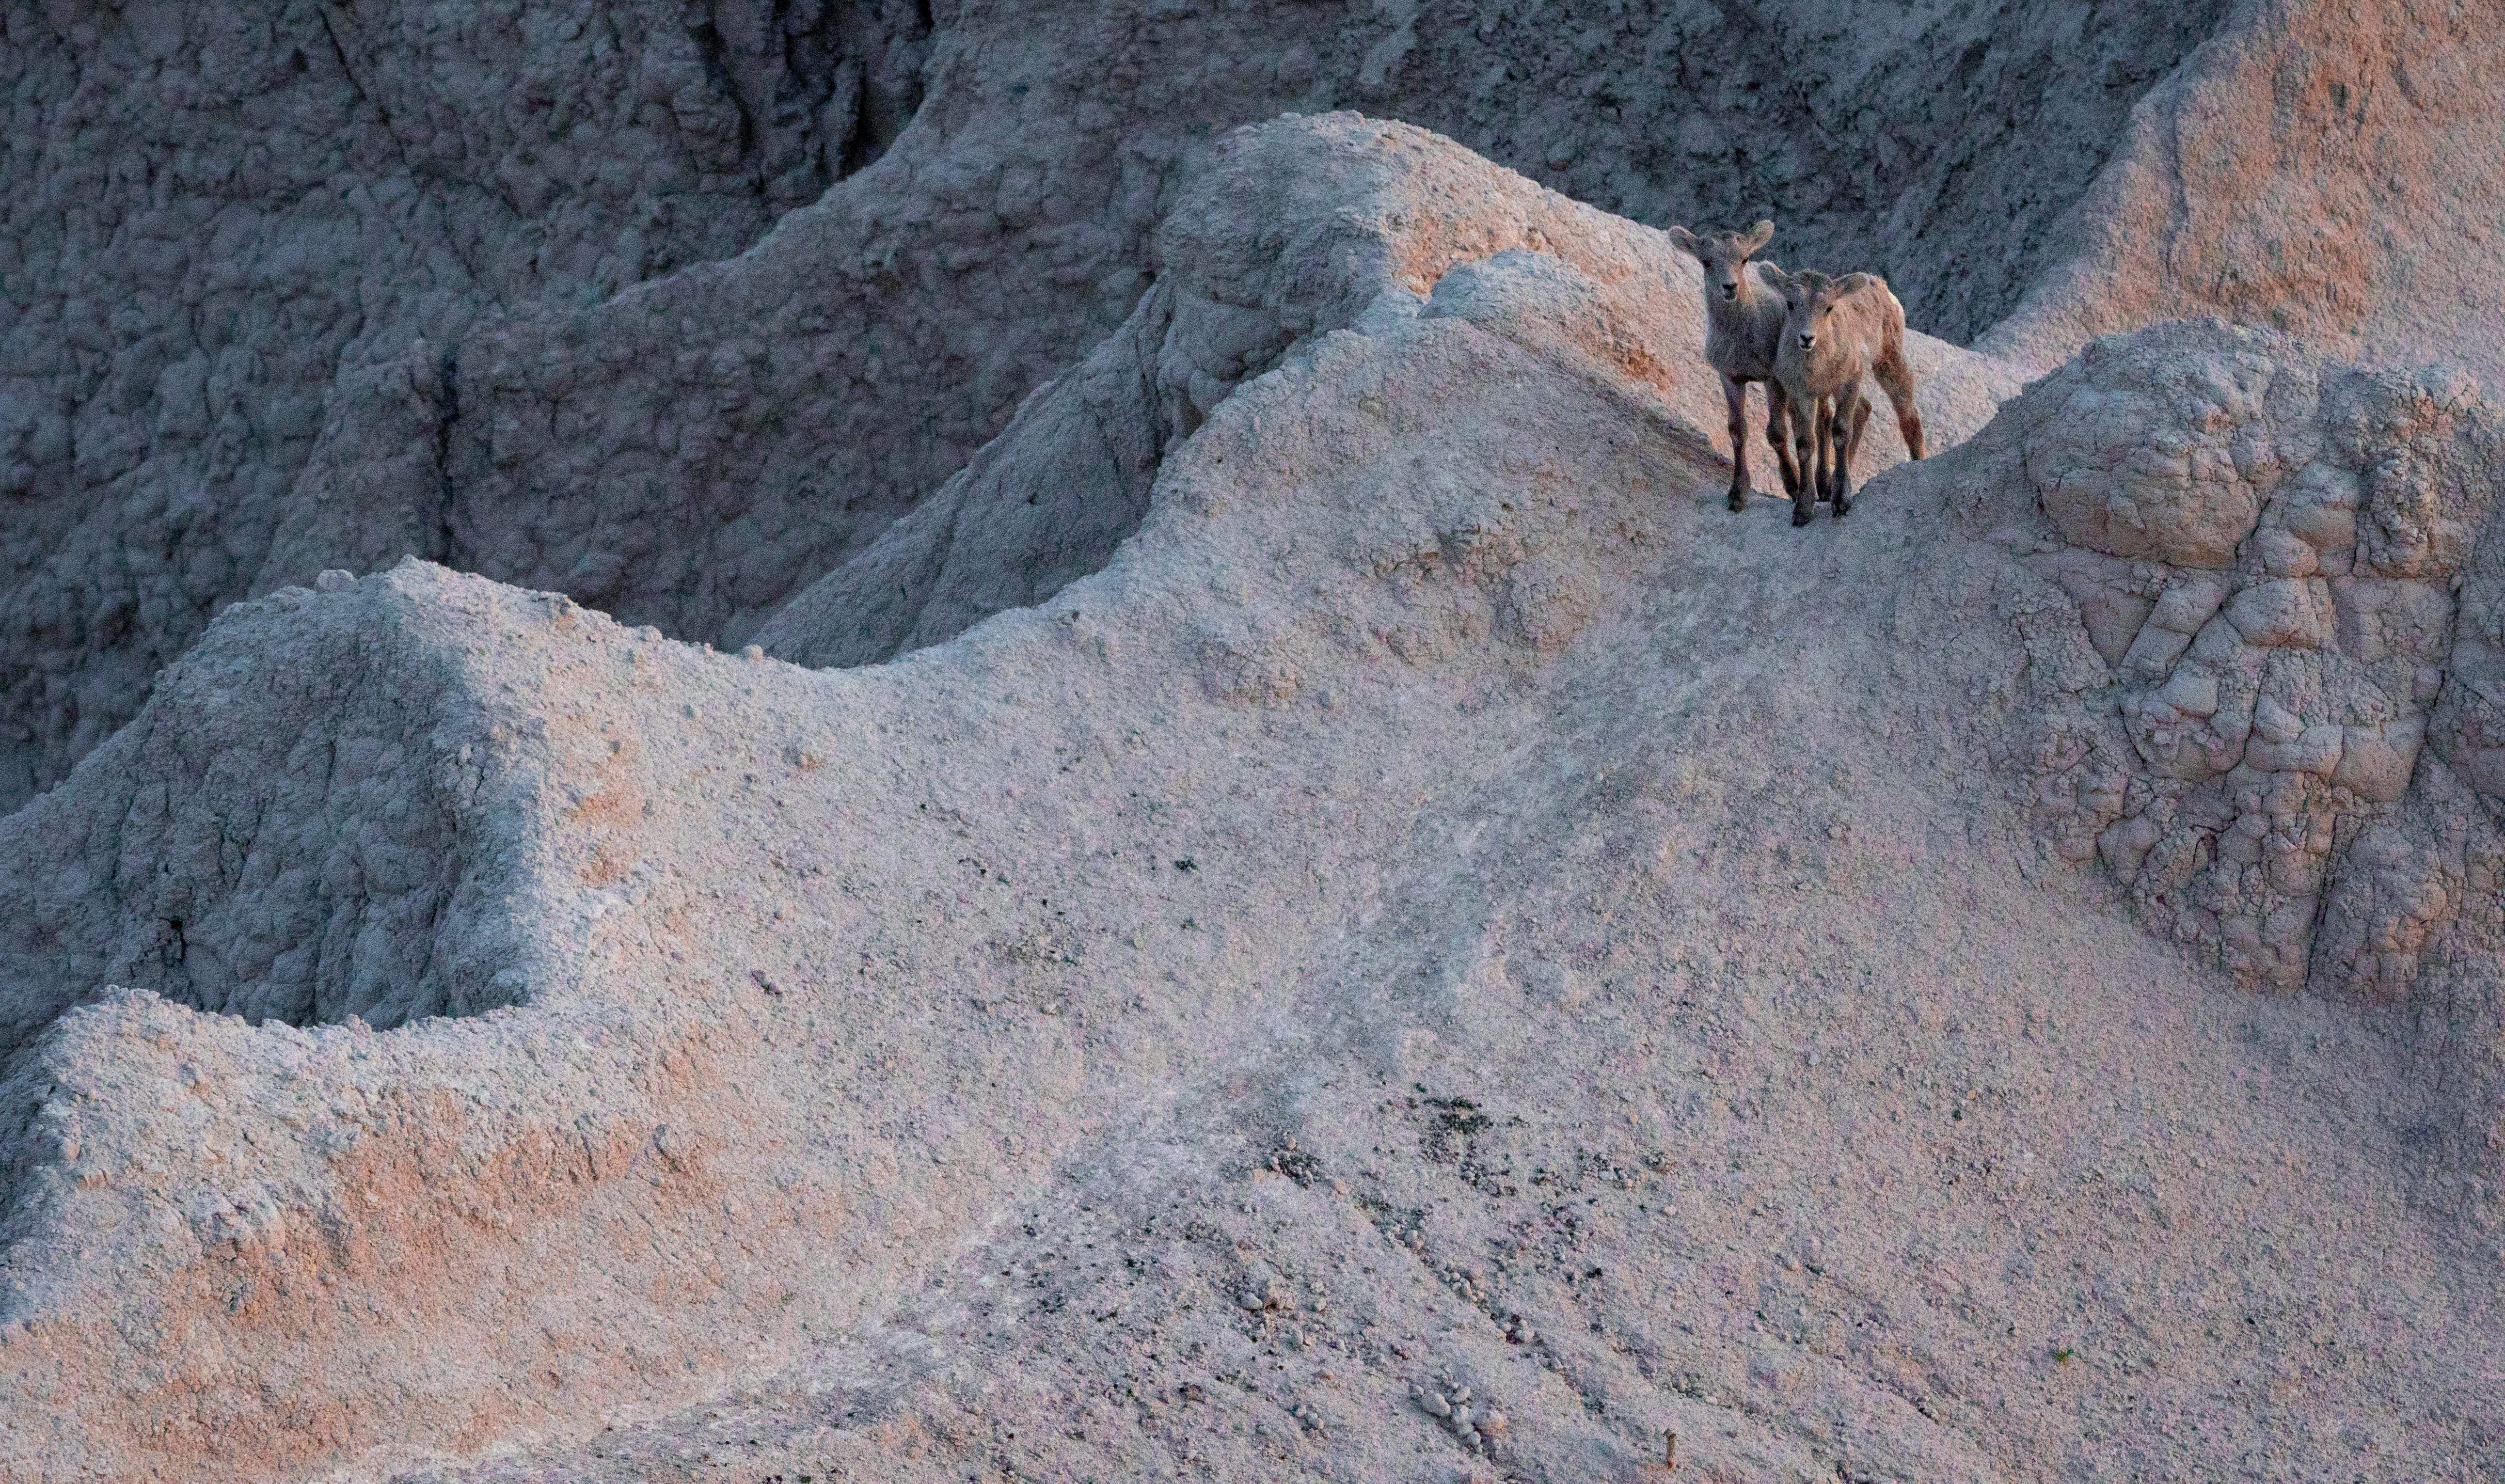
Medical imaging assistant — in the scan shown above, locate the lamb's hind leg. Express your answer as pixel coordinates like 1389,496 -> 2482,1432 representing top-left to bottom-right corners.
1722,374 -> 1752,512
1766,380 -> 1803,497
1874,346 -> 1926,460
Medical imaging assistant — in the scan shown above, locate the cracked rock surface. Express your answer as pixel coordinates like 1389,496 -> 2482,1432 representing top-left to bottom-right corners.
3,113 -> 2501,1484
1957,319 -> 2505,1001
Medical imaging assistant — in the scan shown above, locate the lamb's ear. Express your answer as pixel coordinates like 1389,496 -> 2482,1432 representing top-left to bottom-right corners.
1742,219 -> 1775,253
1757,263 -> 1793,292
1833,272 -> 1876,297
1665,225 -> 1699,255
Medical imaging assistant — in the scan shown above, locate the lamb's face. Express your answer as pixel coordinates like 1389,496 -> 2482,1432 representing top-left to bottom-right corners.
1669,221 -> 1775,301
1780,272 -> 1831,351
1702,237 -> 1754,300
1785,274 -> 1861,353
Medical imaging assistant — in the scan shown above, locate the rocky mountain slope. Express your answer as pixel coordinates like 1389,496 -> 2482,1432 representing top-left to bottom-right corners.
0,0 -> 2236,811
3,6 -> 2502,1484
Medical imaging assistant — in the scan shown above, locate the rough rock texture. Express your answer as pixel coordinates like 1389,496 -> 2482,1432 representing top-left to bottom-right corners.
0,0 -> 933,811
1,0 -> 2229,814
750,117 -> 2017,669
4,113 -> 2503,1484
1959,319 -> 2505,996
289,0 -> 2172,679
0,572 -> 539,1055
1985,0 -> 2505,384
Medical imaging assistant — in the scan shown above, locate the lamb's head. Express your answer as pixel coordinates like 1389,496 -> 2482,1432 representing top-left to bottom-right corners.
1772,270 -> 1876,352
1666,220 -> 1775,302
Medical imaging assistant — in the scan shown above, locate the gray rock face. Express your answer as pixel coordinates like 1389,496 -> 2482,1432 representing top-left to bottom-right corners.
0,0 -> 930,812
1,0 -> 2229,813
0,569 -> 625,1059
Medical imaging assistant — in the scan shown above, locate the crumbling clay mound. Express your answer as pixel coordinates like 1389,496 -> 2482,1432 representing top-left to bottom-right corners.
5,10 -> 2505,1484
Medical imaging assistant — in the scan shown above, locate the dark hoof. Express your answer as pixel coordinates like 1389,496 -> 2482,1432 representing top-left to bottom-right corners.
1727,488 -> 1748,513
1833,495 -> 1853,518
1791,505 -> 1814,528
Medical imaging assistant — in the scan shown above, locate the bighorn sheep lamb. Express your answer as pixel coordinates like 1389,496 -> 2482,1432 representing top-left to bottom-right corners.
1665,221 -> 1803,512
1764,268 -> 1926,526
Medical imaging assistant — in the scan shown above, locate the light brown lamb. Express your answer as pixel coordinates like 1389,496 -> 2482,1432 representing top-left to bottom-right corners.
1765,268 -> 1926,525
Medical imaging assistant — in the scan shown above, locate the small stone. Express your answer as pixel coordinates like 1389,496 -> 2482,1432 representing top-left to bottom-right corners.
741,644 -> 764,661
2155,668 -> 2220,719
315,568 -> 355,592
2252,694 -> 2302,744
2224,577 -> 2334,648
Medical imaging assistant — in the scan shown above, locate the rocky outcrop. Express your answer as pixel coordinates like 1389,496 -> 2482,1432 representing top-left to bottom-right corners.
1984,0 -> 2505,387
0,114 -> 2012,1483
4,111 -> 2501,1484
8,7 -> 2505,1480
1960,320 -> 2505,1000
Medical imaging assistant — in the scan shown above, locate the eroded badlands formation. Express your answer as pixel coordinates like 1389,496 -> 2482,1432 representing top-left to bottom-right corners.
2,3 -> 2502,1483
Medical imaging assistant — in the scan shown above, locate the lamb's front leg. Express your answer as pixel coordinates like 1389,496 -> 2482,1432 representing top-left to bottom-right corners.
1723,375 -> 1752,512
1793,395 -> 1826,528
1766,380 -> 1803,497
